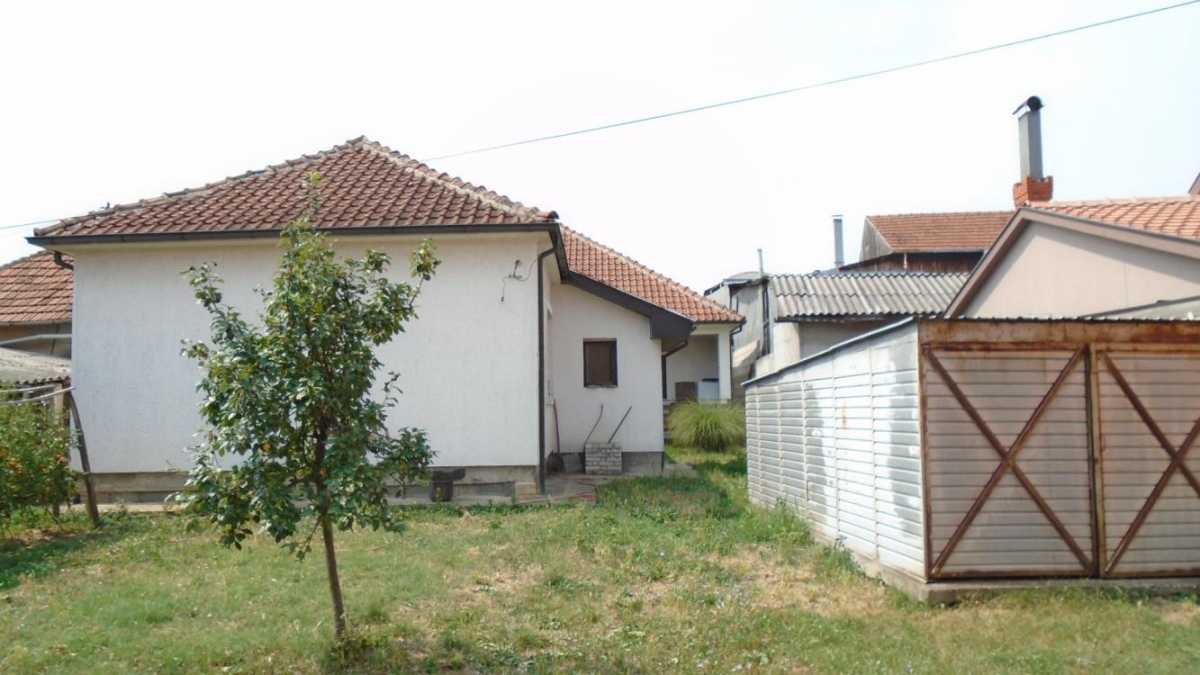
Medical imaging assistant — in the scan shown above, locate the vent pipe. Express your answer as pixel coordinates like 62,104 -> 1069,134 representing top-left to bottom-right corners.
832,215 -> 844,268
1012,95 -> 1053,206
757,248 -> 765,277
1016,96 -> 1044,181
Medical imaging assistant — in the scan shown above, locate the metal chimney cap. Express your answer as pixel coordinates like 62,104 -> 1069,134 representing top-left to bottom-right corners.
1013,95 -> 1044,115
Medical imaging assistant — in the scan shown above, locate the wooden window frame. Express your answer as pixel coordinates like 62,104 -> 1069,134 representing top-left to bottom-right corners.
583,339 -> 618,388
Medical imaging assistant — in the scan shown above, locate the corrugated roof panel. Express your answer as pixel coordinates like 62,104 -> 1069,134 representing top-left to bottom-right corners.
772,271 -> 968,319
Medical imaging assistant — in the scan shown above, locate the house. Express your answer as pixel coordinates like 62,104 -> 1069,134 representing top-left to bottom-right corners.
27,137 -> 741,501
849,211 -> 1012,273
707,271 -> 967,388
946,195 -> 1200,318
0,251 -> 73,357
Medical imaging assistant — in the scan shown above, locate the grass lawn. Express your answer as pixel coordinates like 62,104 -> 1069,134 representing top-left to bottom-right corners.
3,447 -> 1200,674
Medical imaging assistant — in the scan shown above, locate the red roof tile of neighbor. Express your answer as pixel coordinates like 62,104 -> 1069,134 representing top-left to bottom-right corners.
35,137 -> 558,240
563,227 -> 742,324
1032,195 -> 1200,241
867,211 -> 1013,252
0,252 -> 73,324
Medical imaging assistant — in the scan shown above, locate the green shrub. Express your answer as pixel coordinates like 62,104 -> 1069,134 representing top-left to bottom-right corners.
667,401 -> 745,452
0,396 -> 77,524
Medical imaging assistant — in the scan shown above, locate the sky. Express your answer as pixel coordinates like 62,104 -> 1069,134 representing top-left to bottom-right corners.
0,1 -> 1197,292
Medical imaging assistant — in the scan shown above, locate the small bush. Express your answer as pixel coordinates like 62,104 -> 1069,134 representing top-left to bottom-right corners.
0,396 -> 77,524
668,401 -> 745,452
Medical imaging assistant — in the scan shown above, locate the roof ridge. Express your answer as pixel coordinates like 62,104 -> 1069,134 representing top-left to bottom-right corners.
867,209 -> 1013,220
1030,194 -> 1200,207
39,137 -> 369,236
563,225 -> 735,319
772,271 -> 969,279
357,139 -> 557,223
38,136 -> 558,237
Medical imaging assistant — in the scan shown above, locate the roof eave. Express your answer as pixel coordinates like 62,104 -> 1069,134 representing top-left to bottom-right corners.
565,272 -> 696,339
28,221 -> 561,248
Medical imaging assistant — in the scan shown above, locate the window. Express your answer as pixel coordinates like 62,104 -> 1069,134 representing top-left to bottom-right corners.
583,339 -> 617,387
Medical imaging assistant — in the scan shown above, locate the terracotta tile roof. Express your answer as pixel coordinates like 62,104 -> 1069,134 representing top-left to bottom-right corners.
772,271 -> 968,319
866,211 -> 1013,252
0,252 -> 73,324
563,227 -> 742,324
35,137 -> 558,240
34,137 -> 736,326
1032,195 -> 1200,240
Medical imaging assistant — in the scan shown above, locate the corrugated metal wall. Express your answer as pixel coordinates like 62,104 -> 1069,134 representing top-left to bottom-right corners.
1097,350 -> 1200,577
749,320 -> 1200,586
746,324 -> 926,580
922,348 -> 1094,578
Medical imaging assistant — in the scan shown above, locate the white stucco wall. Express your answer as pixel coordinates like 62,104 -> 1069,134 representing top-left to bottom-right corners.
965,222 -> 1200,318
797,321 -> 893,360
68,232 -> 547,474
549,284 -> 664,455
665,335 -> 717,401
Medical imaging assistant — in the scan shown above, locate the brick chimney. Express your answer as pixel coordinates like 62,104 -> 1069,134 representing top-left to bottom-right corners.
1013,96 -> 1053,206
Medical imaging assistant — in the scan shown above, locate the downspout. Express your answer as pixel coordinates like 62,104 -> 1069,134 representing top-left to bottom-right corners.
660,340 -> 689,400
536,246 -> 556,496
53,252 -> 74,270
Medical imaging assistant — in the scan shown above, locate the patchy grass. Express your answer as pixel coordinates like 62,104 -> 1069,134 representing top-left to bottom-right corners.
2,449 -> 1199,673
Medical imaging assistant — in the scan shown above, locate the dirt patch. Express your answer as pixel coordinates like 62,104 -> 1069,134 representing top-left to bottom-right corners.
706,547 -> 889,617
1157,599 -> 1200,626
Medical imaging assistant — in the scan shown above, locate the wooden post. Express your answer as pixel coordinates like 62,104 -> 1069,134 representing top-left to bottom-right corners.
63,390 -> 102,528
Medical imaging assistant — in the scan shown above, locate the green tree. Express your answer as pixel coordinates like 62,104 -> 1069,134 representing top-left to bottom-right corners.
178,173 -> 439,638
0,393 -> 77,526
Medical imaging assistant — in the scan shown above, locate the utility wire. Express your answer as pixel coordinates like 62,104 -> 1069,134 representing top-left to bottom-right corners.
0,218 -> 60,232
428,0 -> 1200,161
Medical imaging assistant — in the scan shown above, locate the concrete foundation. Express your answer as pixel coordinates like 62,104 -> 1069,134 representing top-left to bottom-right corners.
91,465 -> 537,504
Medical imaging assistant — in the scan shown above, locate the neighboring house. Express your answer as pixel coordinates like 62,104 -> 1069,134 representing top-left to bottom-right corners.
27,137 -> 741,500
849,211 -> 1012,273
707,270 -> 966,389
946,195 -> 1200,318
0,251 -> 73,357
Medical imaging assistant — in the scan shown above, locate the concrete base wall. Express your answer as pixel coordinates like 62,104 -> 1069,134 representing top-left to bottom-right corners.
91,465 -> 537,504
623,451 -> 665,474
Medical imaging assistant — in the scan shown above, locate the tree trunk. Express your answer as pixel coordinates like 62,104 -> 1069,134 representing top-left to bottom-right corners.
321,515 -> 347,638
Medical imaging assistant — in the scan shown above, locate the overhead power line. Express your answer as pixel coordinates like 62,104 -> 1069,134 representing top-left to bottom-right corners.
428,0 -> 1200,161
0,218 -> 61,232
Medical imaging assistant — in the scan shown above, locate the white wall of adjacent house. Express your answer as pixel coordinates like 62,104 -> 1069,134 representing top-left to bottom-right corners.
964,222 -> 1200,318
665,334 -> 716,401
68,232 -> 548,475
549,283 -> 663,456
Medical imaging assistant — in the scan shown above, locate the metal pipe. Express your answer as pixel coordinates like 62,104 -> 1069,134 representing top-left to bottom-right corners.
0,333 -> 73,347
660,340 -> 689,399
607,406 -> 633,444
535,246 -> 556,496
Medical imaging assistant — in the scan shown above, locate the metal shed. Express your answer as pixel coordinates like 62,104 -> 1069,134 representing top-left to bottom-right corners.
745,319 -> 1200,597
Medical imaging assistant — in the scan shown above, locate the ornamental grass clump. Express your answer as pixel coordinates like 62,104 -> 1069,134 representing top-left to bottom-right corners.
667,401 -> 745,452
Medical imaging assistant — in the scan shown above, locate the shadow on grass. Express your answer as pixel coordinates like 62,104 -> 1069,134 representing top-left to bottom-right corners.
0,511 -> 140,590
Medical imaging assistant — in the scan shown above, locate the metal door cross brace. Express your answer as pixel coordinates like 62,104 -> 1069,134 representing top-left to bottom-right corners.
926,347 -> 1090,576
1099,352 -> 1200,575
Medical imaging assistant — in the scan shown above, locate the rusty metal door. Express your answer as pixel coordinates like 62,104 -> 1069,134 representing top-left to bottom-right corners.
1096,350 -> 1200,577
922,346 -> 1095,579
